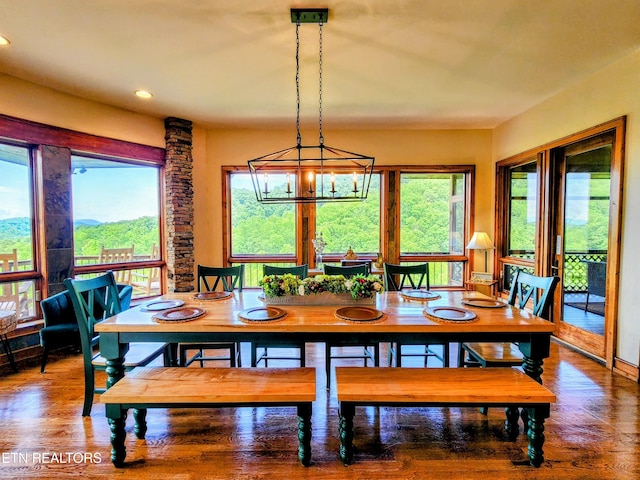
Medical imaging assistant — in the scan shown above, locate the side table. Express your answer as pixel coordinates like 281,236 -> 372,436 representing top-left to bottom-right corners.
465,279 -> 499,297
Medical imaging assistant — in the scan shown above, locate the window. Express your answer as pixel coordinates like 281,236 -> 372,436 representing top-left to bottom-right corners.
229,173 -> 296,256
0,142 -> 37,320
71,155 -> 162,298
507,161 -> 538,260
225,167 -> 473,288
316,174 -> 381,255
398,172 -> 470,287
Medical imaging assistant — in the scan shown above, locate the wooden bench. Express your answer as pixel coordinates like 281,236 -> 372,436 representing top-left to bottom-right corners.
335,367 -> 556,467
101,367 -> 316,467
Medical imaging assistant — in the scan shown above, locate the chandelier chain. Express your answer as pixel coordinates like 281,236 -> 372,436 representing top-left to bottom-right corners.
318,19 -> 324,146
295,19 -> 301,146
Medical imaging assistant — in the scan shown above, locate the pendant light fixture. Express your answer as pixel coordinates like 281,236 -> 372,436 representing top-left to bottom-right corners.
248,8 -> 375,204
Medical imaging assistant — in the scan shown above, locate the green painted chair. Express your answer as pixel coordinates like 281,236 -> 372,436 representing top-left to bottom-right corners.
263,264 -> 308,279
179,264 -> 244,367
323,263 -> 378,387
459,269 -> 559,416
383,262 -> 450,367
459,269 -> 559,368
64,271 -> 169,416
40,283 -> 132,373
252,264 -> 308,367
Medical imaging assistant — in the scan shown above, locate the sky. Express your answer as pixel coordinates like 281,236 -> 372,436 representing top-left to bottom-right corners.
0,158 -> 159,223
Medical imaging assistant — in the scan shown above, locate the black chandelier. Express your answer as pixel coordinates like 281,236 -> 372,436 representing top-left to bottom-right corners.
248,8 -> 375,204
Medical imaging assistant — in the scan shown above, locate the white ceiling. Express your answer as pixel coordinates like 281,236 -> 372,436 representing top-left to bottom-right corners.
1,0 -> 639,129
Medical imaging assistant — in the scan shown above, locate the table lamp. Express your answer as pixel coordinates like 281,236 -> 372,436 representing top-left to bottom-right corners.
466,231 -> 495,273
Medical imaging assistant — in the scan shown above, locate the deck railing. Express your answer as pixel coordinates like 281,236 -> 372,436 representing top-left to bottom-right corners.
504,251 -> 607,293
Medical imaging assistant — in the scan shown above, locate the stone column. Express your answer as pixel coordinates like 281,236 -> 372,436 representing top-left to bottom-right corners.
164,117 -> 195,292
39,145 -> 73,295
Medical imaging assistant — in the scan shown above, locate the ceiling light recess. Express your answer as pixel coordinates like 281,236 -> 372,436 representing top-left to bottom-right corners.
248,8 -> 375,204
135,90 -> 153,99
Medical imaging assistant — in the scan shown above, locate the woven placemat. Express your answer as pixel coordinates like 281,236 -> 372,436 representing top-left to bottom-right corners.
152,307 -> 206,323
193,291 -> 233,301
238,307 -> 287,323
423,306 -> 477,323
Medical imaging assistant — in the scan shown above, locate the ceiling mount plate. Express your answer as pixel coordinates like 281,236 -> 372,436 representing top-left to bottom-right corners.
291,8 -> 329,24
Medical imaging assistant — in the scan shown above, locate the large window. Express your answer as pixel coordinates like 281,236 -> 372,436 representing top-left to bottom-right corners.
230,173 -> 296,256
71,155 -> 162,298
0,142 -> 37,320
316,174 -> 380,255
398,172 -> 469,287
225,167 -> 473,288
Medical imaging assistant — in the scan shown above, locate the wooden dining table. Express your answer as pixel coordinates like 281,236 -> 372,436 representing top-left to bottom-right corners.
95,289 -> 555,389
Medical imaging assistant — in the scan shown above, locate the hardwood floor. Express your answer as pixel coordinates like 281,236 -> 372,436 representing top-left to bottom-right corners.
1,341 -> 639,479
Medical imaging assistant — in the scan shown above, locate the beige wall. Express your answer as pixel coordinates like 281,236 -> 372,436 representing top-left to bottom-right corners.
493,48 -> 640,366
0,73 -> 165,147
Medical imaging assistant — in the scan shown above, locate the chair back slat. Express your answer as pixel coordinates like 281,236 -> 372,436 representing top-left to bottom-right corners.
263,264 -> 308,279
383,263 -> 430,291
324,264 -> 369,277
198,265 -> 244,292
507,269 -> 559,320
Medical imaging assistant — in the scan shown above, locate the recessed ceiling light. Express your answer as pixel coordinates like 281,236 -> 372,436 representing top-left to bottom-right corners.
135,90 -> 153,99
0,35 -> 10,46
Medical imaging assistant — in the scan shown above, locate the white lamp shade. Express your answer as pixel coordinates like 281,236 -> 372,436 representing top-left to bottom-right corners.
466,232 -> 494,250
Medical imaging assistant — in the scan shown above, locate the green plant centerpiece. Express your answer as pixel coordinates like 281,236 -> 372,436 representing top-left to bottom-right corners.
260,274 -> 383,305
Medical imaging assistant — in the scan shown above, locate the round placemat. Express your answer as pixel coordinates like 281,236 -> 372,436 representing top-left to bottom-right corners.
335,306 -> 384,322
141,299 -> 185,311
423,306 -> 477,323
400,290 -> 441,302
152,307 -> 206,323
461,298 -> 506,308
238,306 -> 287,322
193,291 -> 233,301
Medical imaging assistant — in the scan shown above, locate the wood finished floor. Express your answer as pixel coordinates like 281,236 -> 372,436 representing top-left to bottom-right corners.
0,341 -> 639,480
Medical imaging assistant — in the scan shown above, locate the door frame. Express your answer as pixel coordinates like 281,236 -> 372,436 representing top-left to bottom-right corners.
495,117 -> 625,369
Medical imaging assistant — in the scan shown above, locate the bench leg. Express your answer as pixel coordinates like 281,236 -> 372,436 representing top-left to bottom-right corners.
297,403 -> 312,466
526,405 -> 550,467
504,406 -> 520,440
133,408 -> 148,439
338,402 -> 355,465
106,406 -> 127,467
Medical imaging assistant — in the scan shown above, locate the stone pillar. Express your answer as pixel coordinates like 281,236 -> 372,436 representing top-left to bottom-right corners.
39,145 -> 74,295
164,117 -> 195,292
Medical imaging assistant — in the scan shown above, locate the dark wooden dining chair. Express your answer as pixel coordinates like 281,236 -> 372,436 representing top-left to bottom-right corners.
459,269 -> 559,369
252,264 -> 308,367
323,263 -> 378,387
64,271 -> 169,416
383,262 -> 450,367
179,264 -> 244,367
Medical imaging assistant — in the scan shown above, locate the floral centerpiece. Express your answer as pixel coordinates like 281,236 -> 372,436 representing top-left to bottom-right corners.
260,274 -> 383,305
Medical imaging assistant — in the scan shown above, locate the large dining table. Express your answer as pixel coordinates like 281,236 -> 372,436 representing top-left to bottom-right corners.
95,290 -> 555,389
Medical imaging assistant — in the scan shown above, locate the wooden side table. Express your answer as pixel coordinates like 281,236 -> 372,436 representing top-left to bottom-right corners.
0,309 -> 18,372
465,279 -> 499,297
